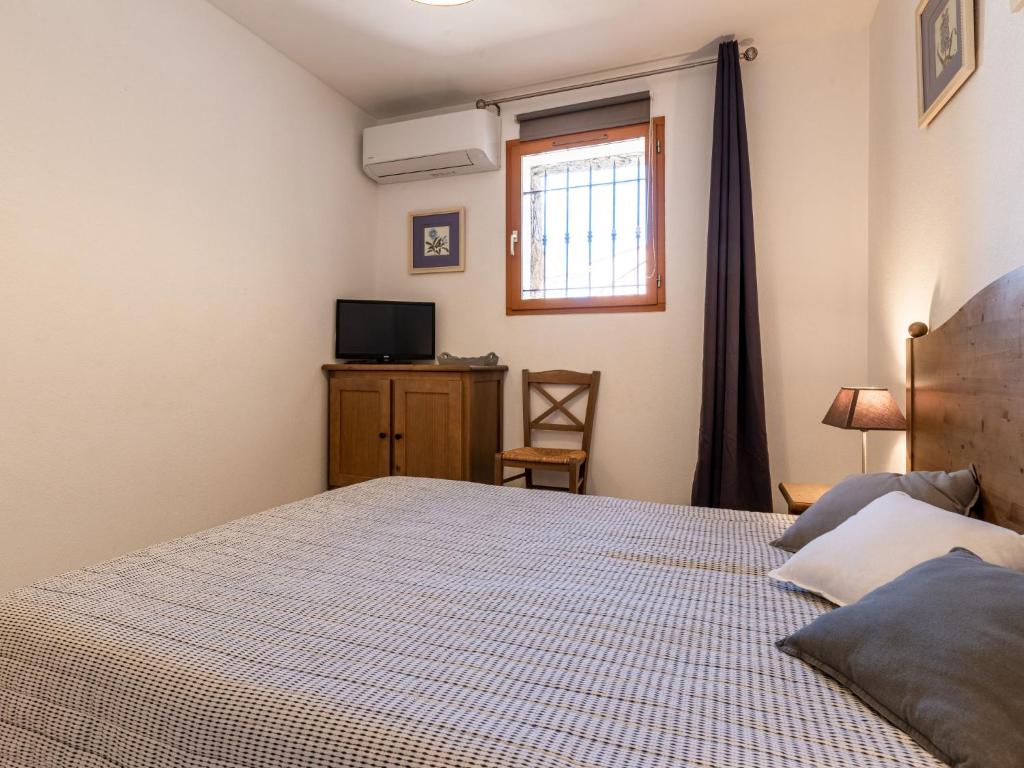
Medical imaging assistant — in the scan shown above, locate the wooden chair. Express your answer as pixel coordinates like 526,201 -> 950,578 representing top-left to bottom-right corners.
494,369 -> 601,494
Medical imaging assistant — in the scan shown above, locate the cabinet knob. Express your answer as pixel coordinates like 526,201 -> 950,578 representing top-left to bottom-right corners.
379,432 -> 387,439
394,433 -> 403,440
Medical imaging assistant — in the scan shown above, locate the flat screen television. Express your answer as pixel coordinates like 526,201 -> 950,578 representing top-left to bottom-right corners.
335,299 -> 435,362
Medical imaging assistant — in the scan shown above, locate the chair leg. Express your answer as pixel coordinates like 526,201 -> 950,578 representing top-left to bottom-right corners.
525,468 -> 534,489
568,464 -> 580,495
579,461 -> 588,495
493,454 -> 504,486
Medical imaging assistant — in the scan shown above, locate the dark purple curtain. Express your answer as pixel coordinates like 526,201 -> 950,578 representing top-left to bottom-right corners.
691,41 -> 772,512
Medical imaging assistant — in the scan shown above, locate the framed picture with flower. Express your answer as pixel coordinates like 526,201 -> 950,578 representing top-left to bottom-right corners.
409,208 -> 465,274
916,0 -> 976,127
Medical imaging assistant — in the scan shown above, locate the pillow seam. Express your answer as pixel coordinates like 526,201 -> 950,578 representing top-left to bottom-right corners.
767,569 -> 849,607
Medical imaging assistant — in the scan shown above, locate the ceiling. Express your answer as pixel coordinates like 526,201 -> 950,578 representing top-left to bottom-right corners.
207,0 -> 877,119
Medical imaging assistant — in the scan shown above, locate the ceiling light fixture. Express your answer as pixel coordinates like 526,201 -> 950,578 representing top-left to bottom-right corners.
411,0 -> 475,5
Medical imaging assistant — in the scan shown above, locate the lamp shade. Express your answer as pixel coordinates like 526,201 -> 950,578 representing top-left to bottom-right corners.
822,387 -> 907,431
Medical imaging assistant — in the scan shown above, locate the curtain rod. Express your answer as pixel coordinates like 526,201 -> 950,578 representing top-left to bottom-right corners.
475,46 -> 758,113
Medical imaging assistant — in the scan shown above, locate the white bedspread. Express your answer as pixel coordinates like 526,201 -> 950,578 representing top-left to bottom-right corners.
0,477 -> 941,767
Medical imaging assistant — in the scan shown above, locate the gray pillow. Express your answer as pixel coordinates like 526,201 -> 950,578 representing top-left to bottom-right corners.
772,467 -> 979,552
776,548 -> 1024,768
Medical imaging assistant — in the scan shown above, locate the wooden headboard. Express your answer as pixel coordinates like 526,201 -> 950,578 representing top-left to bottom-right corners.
906,266 -> 1024,533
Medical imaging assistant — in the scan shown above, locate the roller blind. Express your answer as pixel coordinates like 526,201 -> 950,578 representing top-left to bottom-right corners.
516,92 -> 651,141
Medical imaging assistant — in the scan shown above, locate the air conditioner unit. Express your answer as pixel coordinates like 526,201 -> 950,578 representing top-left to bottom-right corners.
363,110 -> 501,184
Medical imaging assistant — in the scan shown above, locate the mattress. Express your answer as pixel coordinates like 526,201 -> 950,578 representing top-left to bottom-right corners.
0,477 -> 941,768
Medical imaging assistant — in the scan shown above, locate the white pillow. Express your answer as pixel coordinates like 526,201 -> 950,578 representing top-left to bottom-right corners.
769,491 -> 1024,606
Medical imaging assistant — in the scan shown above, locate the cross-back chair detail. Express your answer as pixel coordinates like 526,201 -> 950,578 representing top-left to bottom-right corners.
495,369 -> 601,494
530,383 -> 588,431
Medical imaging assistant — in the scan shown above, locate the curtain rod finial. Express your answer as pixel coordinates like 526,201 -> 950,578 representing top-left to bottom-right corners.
475,99 -> 500,115
742,47 -> 758,62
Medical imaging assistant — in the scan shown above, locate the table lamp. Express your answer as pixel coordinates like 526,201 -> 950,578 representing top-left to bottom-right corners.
822,387 -> 907,473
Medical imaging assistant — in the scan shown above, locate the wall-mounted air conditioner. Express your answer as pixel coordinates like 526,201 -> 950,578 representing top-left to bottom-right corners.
362,109 -> 501,184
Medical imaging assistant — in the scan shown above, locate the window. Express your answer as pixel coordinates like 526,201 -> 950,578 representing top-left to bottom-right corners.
506,118 -> 665,315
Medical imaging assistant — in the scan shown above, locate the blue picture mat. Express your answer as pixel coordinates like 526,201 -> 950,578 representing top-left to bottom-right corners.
920,0 -> 964,110
412,211 -> 461,270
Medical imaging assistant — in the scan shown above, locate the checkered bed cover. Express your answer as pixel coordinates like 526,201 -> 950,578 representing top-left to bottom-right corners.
0,477 -> 940,767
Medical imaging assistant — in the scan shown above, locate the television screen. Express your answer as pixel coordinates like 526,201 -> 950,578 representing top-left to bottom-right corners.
335,300 -> 435,361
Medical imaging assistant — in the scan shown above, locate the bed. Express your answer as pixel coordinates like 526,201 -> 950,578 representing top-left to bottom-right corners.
7,267 -> 1024,768
1,477 -> 940,768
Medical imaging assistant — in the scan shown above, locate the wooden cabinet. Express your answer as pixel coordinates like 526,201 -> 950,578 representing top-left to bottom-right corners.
323,364 -> 506,488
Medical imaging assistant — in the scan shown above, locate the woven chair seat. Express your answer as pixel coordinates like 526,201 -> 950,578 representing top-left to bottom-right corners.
501,446 -> 587,465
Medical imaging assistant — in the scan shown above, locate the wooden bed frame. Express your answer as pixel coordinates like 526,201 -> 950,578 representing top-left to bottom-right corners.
906,266 -> 1024,533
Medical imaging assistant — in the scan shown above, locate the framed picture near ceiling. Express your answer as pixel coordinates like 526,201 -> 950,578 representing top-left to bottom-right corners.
409,207 -> 465,274
916,0 -> 976,127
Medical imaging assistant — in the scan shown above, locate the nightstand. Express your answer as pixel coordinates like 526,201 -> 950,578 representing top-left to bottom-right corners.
778,482 -> 831,515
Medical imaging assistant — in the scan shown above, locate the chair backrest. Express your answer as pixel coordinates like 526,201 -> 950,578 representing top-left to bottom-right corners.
522,370 -> 601,456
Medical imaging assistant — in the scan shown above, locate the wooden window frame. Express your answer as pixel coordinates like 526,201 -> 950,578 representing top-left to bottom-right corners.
505,117 -> 666,316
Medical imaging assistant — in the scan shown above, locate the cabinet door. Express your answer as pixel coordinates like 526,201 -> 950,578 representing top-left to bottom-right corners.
393,378 -> 463,480
329,376 -> 391,487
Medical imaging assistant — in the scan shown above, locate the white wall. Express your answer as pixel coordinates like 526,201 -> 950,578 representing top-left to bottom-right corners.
0,0 -> 376,593
867,0 -> 1024,471
0,5 -> 879,596
370,28 -> 872,509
